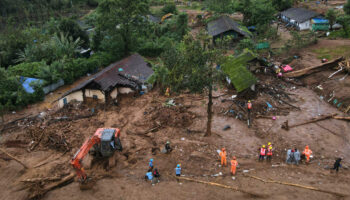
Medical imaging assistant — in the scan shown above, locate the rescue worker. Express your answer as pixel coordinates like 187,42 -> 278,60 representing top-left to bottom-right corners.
230,156 -> 238,175
165,141 -> 172,153
149,158 -> 154,170
145,169 -> 153,181
267,142 -> 272,149
153,168 -> 160,183
175,164 -> 181,176
302,145 -> 312,164
220,148 -> 227,166
165,88 -> 170,97
266,146 -> 273,162
331,158 -> 342,173
259,145 -> 266,161
294,148 -> 301,165
247,100 -> 252,128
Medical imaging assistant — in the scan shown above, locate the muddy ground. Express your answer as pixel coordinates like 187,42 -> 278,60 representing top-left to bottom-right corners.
1,74 -> 350,200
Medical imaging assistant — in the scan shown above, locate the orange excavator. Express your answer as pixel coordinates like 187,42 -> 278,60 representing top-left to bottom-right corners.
71,128 -> 122,183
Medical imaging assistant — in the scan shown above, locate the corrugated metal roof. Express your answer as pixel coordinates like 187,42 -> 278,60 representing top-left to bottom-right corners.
207,16 -> 250,37
60,54 -> 153,98
281,8 -> 319,23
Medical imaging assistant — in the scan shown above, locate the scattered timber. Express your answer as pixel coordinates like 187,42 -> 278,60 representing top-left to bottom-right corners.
281,114 -> 337,130
28,173 -> 75,200
284,57 -> 344,78
0,148 -> 29,169
244,174 -> 347,197
175,176 -> 266,198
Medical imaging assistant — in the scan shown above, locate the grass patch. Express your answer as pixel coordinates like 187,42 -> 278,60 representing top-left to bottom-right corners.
312,45 -> 350,60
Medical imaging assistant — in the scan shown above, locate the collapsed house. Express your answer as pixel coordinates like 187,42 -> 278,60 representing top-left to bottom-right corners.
57,54 -> 153,108
222,49 -> 258,92
207,15 -> 251,42
280,8 -> 320,30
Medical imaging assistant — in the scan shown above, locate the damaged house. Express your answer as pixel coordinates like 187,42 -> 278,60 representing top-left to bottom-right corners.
57,54 -> 153,108
280,8 -> 320,30
207,15 -> 251,42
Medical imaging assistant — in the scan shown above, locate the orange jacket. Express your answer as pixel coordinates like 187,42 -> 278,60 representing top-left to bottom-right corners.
247,103 -> 252,110
260,148 -> 266,156
267,149 -> 272,156
220,151 -> 227,158
303,149 -> 312,156
231,160 -> 238,167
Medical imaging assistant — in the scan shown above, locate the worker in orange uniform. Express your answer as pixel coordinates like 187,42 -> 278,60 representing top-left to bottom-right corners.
303,145 -> 313,164
266,146 -> 273,162
230,156 -> 238,175
259,145 -> 266,161
247,100 -> 252,128
219,148 -> 227,167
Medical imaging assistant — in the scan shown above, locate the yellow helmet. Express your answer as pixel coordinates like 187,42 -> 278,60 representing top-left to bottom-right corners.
269,146 -> 272,149
268,142 -> 271,145
262,145 -> 266,148
248,100 -> 251,103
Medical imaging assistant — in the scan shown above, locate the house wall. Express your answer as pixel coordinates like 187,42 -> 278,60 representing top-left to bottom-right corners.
118,87 -> 134,94
85,89 -> 105,101
110,88 -> 118,99
58,90 -> 84,108
298,20 -> 310,30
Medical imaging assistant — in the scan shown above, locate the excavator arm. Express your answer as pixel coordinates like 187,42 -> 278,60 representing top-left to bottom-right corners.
71,135 -> 100,182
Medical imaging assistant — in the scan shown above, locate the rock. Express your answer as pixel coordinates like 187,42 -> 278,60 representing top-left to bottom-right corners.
223,125 -> 231,131
243,170 -> 249,173
232,177 -> 236,180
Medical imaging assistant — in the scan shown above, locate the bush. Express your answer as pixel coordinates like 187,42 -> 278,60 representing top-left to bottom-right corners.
237,38 -> 256,53
7,61 -> 47,77
162,3 -> 178,15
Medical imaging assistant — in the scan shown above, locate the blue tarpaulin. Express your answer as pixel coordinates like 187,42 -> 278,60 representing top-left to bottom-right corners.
20,77 -> 43,94
312,18 -> 329,24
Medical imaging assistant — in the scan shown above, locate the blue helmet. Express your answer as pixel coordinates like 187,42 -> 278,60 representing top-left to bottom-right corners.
177,164 -> 180,168
150,159 -> 154,162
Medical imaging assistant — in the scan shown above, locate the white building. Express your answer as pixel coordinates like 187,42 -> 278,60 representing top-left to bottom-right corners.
57,54 -> 153,108
280,8 -> 320,31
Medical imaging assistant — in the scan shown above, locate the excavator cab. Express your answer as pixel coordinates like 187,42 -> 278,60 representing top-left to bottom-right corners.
100,129 -> 122,157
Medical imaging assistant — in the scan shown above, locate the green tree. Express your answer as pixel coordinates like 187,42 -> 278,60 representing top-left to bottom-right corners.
160,35 -> 225,136
344,0 -> 350,15
97,0 -> 149,56
161,2 -> 178,15
58,18 -> 90,48
326,9 -> 339,31
272,0 -> 292,11
205,0 -> 234,13
238,0 -> 276,26
176,13 -> 189,38
337,15 -> 350,37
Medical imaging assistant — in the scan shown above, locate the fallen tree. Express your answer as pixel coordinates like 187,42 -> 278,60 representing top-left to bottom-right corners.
244,174 -> 347,197
281,114 -> 337,130
284,57 -> 344,78
28,173 -> 75,200
174,176 -> 266,198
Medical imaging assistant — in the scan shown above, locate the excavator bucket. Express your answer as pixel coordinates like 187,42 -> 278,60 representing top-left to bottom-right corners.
79,177 -> 95,190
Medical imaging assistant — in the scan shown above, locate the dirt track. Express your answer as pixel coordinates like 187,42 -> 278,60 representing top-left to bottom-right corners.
0,80 -> 350,199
